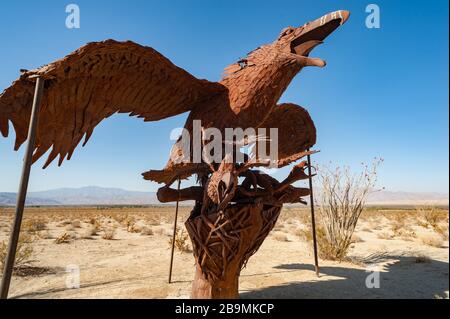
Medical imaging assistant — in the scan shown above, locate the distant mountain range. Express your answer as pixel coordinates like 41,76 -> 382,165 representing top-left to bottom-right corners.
0,186 -> 159,206
0,186 -> 448,207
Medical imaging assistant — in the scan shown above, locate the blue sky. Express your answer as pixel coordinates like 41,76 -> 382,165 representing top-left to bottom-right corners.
0,0 -> 448,193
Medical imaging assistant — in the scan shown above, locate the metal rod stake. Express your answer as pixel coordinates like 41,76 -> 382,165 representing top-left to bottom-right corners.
307,149 -> 320,277
168,179 -> 181,284
1,77 -> 45,299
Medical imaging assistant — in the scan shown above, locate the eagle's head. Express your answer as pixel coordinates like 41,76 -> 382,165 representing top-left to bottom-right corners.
222,10 -> 350,80
219,10 -> 350,124
273,10 -> 350,67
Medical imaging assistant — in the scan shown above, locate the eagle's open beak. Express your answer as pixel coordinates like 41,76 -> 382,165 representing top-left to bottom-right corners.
292,10 -> 350,67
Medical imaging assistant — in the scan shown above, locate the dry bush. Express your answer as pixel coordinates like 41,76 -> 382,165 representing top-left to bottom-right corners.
419,234 -> 443,248
314,158 -> 383,260
57,220 -> 72,227
297,225 -> 339,260
297,212 -> 310,226
110,213 -> 128,224
273,232 -> 289,242
398,229 -> 417,241
377,231 -> 394,240
433,224 -> 449,241
284,218 -> 295,225
37,230 -> 53,239
71,220 -> 81,228
351,234 -> 364,243
389,217 -> 416,240
80,225 -> 99,239
388,212 -> 410,234
122,216 -> 136,228
416,219 -> 429,229
23,218 -> 47,233
292,226 -> 307,238
360,226 -> 373,232
127,223 -> 142,233
367,219 -> 383,231
102,227 -> 116,240
148,217 -> 161,226
140,226 -> 153,236
0,233 -> 34,269
154,227 -> 167,236
54,232 -> 72,244
417,207 -> 448,229
168,228 -> 190,252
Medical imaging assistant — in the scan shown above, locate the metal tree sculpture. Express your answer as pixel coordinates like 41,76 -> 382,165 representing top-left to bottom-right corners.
0,11 -> 349,298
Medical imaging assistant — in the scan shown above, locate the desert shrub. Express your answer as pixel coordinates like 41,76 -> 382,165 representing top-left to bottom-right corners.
122,216 -> 136,228
148,217 -> 161,226
127,223 -> 142,233
102,227 -> 116,240
433,224 -> 449,241
297,224 -> 338,260
314,158 -> 383,260
37,230 -> 53,239
80,225 -> 98,239
398,229 -> 417,241
351,234 -> 364,243
140,226 -> 153,236
55,232 -> 72,244
389,216 -> 416,239
419,234 -> 443,248
273,232 -> 289,242
23,218 -> 47,233
417,207 -> 448,229
0,233 -> 34,270
71,220 -> 81,228
377,231 -> 394,240
168,228 -> 190,252
154,227 -> 167,236
57,220 -> 72,227
111,213 -> 128,224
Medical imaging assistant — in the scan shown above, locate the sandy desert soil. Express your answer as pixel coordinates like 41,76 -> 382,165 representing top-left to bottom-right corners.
0,206 -> 448,299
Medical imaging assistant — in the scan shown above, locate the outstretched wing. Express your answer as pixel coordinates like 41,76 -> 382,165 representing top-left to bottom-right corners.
256,103 -> 316,167
0,40 -> 225,167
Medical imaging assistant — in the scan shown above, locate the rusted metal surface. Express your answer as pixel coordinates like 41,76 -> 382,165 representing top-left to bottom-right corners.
0,10 -> 349,299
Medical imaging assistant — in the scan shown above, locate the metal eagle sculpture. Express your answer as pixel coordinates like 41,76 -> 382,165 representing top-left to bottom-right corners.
0,10 -> 349,298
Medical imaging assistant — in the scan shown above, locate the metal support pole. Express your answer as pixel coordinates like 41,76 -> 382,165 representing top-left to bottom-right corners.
1,77 -> 45,299
168,179 -> 181,283
307,149 -> 320,277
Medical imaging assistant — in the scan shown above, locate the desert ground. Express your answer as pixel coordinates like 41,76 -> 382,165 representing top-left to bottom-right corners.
0,205 -> 448,299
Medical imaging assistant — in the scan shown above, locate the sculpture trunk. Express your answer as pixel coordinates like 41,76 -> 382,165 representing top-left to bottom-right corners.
191,264 -> 239,299
185,203 -> 282,299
